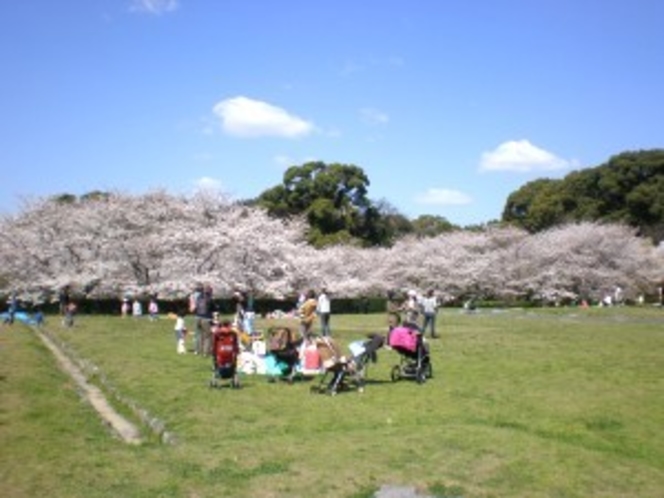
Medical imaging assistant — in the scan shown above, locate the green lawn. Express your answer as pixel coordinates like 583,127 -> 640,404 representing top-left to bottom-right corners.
1,308 -> 662,497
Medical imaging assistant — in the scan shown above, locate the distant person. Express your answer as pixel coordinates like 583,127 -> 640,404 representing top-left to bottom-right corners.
174,309 -> 187,354
58,286 -> 70,316
386,289 -> 401,331
232,291 -> 246,332
34,308 -> 44,327
121,298 -> 130,318
299,289 -> 318,339
132,299 -> 142,317
401,290 -> 420,327
4,292 -> 18,325
148,297 -> 159,321
420,289 -> 439,338
63,302 -> 76,327
316,288 -> 331,336
193,284 -> 213,356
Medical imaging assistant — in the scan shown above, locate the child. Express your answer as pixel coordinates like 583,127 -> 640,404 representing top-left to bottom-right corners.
148,298 -> 159,321
174,310 -> 187,354
63,302 -> 76,327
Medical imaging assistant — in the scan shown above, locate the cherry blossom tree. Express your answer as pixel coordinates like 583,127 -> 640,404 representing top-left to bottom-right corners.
0,192 -> 661,305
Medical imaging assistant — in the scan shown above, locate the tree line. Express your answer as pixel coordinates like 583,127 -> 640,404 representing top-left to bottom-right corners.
502,149 -> 664,242
0,191 -> 661,305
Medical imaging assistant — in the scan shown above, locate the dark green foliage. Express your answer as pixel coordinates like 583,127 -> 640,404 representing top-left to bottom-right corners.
255,161 -> 402,247
502,149 -> 664,241
411,214 -> 458,237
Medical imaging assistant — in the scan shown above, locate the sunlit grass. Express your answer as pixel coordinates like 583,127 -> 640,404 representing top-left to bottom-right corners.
1,306 -> 662,497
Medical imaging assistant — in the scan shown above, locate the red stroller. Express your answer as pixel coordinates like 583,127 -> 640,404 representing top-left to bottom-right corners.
209,322 -> 241,389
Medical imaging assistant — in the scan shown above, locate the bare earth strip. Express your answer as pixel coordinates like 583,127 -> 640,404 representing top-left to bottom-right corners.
35,327 -> 143,445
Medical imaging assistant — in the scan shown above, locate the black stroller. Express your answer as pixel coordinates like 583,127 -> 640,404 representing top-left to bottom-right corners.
311,334 -> 384,395
388,324 -> 432,384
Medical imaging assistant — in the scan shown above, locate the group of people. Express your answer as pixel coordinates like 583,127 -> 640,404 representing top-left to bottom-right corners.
120,297 -> 159,320
171,285 -> 334,356
386,288 -> 440,338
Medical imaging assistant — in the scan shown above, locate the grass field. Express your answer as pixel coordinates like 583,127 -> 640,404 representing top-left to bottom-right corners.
1,307 -> 663,497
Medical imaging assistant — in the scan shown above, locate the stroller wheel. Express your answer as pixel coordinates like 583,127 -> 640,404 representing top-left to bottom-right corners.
390,365 -> 401,382
416,369 -> 427,384
425,362 -> 433,379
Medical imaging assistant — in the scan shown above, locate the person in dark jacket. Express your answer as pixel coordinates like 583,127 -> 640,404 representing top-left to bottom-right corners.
194,284 -> 213,356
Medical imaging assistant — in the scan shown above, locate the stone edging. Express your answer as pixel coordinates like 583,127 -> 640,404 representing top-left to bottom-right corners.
34,326 -> 177,445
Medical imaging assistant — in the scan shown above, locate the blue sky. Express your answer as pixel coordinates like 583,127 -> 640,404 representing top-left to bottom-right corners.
1,0 -> 662,226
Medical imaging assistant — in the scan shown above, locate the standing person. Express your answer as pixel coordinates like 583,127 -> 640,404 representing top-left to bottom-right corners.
4,292 -> 18,325
33,307 -> 44,327
132,299 -> 142,318
402,290 -> 421,328
245,292 -> 255,334
299,289 -> 318,339
421,289 -> 439,338
63,301 -> 76,327
296,291 -> 306,313
174,309 -> 187,354
232,291 -> 246,333
148,297 -> 159,321
316,288 -> 331,336
120,298 -> 130,318
193,284 -> 213,356
386,289 -> 401,331
58,286 -> 70,316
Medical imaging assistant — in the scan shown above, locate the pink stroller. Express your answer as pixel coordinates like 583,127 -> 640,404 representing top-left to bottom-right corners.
388,324 -> 432,384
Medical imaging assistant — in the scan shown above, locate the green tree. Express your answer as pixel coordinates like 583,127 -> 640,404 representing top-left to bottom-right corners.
411,214 -> 457,238
256,161 -> 395,247
502,178 -> 561,232
501,149 -> 664,241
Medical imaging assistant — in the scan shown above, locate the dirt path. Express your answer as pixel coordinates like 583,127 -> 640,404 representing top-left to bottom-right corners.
35,328 -> 143,445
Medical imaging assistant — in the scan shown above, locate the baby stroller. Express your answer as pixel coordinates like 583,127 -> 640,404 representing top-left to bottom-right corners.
388,324 -> 432,384
311,334 -> 384,395
265,326 -> 301,383
209,322 -> 241,389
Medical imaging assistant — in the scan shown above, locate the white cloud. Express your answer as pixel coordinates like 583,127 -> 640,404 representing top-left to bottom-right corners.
414,188 -> 472,206
193,176 -> 223,193
212,96 -> 314,139
273,155 -> 293,168
360,107 -> 389,125
129,0 -> 179,15
480,140 -> 574,172
273,154 -> 318,169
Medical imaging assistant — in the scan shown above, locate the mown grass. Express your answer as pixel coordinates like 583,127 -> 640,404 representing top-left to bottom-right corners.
1,307 -> 663,497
